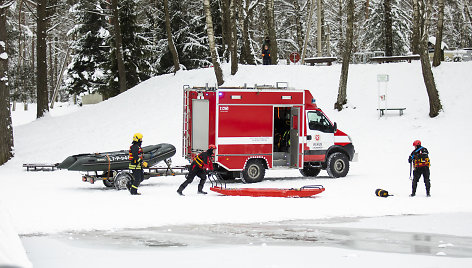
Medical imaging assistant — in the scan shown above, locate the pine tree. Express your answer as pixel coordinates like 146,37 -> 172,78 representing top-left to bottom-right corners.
65,1 -> 109,97
106,0 -> 151,96
361,0 -> 410,55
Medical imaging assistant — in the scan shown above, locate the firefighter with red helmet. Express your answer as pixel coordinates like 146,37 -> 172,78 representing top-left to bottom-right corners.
128,133 -> 148,195
177,145 -> 216,195
408,140 -> 431,197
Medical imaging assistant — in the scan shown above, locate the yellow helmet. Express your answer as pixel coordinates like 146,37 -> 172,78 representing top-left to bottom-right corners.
133,133 -> 143,142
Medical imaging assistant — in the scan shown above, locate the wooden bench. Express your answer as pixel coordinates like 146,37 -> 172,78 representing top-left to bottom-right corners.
370,55 -> 420,64
377,108 -> 406,117
23,163 -> 58,171
304,57 -> 337,66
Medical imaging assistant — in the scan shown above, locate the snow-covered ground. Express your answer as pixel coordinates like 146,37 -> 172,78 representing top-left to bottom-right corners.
1,62 -> 472,267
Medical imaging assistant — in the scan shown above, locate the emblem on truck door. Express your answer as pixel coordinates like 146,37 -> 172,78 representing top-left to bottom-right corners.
315,135 -> 320,141
219,106 -> 229,112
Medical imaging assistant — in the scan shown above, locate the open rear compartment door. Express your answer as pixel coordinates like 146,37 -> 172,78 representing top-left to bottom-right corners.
191,99 -> 209,153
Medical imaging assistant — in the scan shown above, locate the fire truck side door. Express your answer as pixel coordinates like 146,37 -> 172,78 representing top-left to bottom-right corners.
306,110 -> 335,153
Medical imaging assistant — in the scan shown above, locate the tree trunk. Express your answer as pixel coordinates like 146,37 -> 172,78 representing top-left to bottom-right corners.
293,0 -> 303,52
36,0 -> 48,118
239,0 -> 256,64
164,0 -> 180,73
432,0 -> 444,67
365,0 -> 370,19
411,0 -> 420,54
0,1 -> 14,165
230,0 -> 238,75
302,0 -> 315,64
384,0 -> 393,56
334,0 -> 354,111
111,0 -> 127,93
203,0 -> 224,86
266,0 -> 278,64
220,0 -> 231,62
317,0 -> 322,57
415,0 -> 442,117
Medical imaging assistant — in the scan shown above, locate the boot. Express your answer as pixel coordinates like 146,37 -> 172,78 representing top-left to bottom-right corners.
198,190 -> 207,195
177,189 -> 184,196
130,185 -> 140,195
177,185 -> 185,196
409,193 -> 415,197
426,188 -> 431,197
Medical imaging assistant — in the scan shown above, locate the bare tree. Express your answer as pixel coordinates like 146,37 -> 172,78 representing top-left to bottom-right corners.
203,0 -> 224,85
411,0 -> 420,54
414,0 -> 442,117
111,0 -> 127,93
334,0 -> 354,111
164,0 -> 180,73
432,0 -> 445,67
302,0 -> 315,64
266,0 -> 278,64
0,0 -> 14,165
239,0 -> 260,65
230,0 -> 238,75
37,0 -> 48,118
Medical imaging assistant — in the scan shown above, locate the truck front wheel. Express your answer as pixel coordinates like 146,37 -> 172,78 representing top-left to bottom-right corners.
326,152 -> 349,178
242,160 -> 265,183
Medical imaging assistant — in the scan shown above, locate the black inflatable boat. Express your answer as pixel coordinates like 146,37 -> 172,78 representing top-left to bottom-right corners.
57,143 -> 176,172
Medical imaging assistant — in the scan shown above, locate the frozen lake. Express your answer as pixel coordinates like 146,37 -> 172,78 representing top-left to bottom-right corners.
21,215 -> 472,267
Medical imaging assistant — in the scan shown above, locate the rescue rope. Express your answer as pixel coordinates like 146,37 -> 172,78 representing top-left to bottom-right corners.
105,154 -> 111,181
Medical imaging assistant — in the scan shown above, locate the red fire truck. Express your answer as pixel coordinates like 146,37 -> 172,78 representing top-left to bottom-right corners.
182,84 -> 357,183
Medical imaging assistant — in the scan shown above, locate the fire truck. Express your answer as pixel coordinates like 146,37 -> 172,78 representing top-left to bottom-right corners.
182,83 -> 357,183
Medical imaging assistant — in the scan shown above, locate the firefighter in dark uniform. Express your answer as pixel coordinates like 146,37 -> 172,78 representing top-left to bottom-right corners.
262,44 -> 271,65
408,140 -> 431,197
177,144 -> 216,196
128,133 -> 148,195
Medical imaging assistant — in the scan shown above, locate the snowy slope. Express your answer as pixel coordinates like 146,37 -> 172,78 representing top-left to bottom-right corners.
1,62 -> 472,236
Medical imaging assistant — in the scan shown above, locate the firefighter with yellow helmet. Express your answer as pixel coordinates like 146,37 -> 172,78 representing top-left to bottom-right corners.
128,133 -> 148,195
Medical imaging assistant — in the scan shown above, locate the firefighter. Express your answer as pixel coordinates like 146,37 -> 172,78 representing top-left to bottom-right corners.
262,44 -> 271,65
177,144 -> 216,196
128,133 -> 148,195
408,140 -> 431,197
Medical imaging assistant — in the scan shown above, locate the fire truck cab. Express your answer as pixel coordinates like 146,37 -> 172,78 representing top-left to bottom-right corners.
183,84 -> 357,183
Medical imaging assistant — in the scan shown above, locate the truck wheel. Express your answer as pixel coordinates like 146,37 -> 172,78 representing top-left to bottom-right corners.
242,160 -> 265,183
114,172 -> 133,190
326,152 -> 349,178
300,165 -> 321,177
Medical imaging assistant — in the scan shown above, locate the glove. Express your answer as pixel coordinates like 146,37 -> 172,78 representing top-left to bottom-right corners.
142,161 -> 148,168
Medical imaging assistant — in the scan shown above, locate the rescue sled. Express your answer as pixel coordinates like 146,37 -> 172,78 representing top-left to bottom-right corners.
207,172 -> 324,198
57,143 -> 176,172
209,185 -> 325,198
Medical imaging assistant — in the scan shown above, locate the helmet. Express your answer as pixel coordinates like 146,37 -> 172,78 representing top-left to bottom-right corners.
133,133 -> 143,142
208,144 -> 216,150
413,140 -> 421,147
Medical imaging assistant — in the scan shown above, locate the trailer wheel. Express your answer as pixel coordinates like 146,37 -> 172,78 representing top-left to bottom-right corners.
299,165 -> 321,177
102,171 -> 116,188
242,160 -> 265,183
326,152 -> 349,178
114,172 -> 133,190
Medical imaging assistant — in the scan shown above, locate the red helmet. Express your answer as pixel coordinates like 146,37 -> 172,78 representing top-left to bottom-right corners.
208,144 -> 217,150
413,140 -> 421,147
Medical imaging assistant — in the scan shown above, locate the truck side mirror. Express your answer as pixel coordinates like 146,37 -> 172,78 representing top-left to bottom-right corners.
307,135 -> 312,140
333,122 -> 337,133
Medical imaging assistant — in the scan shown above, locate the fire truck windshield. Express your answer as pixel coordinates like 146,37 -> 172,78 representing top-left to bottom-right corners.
307,111 -> 334,133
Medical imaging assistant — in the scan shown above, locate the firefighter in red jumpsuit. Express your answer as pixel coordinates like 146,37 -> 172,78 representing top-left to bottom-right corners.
177,145 -> 216,196
408,140 -> 431,197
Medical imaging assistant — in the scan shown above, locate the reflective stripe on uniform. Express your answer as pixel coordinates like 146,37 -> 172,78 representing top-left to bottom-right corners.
131,185 -> 138,189
195,155 -> 204,167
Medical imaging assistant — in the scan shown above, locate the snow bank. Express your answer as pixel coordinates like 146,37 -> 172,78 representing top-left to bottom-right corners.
0,201 -> 32,268
1,62 -> 472,235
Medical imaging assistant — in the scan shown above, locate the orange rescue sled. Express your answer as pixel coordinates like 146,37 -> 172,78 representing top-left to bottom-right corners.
210,185 -> 325,198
